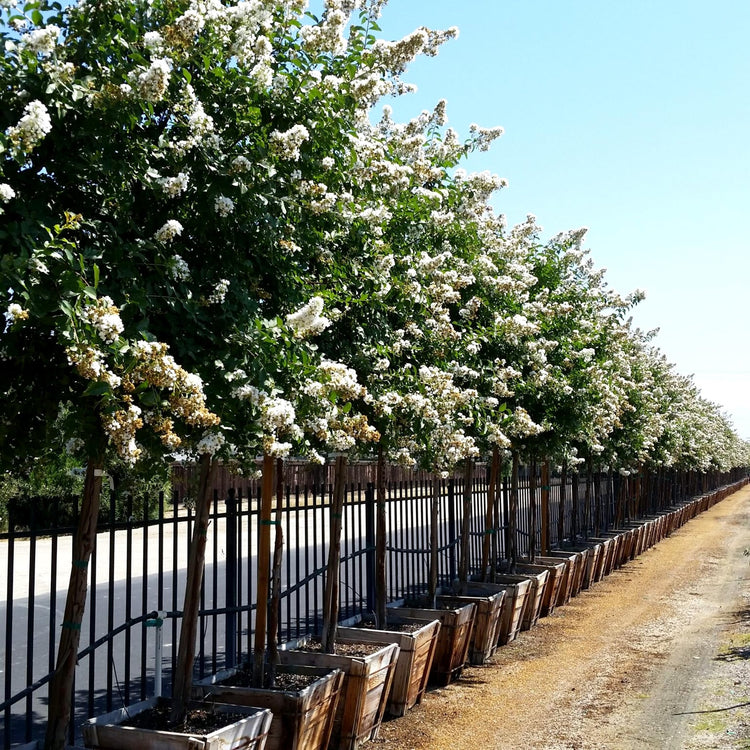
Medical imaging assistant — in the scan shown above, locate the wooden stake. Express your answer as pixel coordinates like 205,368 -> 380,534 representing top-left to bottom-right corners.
528,458 -> 537,562
509,450 -> 519,570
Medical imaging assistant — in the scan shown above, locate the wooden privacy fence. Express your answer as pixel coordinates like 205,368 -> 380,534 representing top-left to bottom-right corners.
0,461 -> 746,748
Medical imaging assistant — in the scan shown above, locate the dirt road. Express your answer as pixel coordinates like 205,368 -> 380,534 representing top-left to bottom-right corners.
377,485 -> 750,750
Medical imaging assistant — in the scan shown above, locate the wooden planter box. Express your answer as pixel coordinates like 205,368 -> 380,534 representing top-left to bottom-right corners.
487,570 -> 549,630
546,549 -> 588,598
336,615 -> 441,717
438,585 -> 506,664
193,664 -> 344,750
463,578 -> 531,645
387,602 -> 476,685
82,697 -> 273,750
278,638 -> 399,750
511,560 -> 566,617
532,554 -> 577,607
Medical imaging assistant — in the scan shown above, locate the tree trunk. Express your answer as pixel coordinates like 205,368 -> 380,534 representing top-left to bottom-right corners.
321,455 -> 347,653
571,471 -> 579,542
267,457 -> 285,683
528,458 -> 537,562
170,454 -> 219,722
558,460 -> 567,546
375,447 -> 387,628
458,460 -> 474,582
250,454 -> 275,687
508,451 -> 519,570
480,448 -> 499,580
428,474 -> 441,605
45,458 -> 103,750
540,460 -> 550,555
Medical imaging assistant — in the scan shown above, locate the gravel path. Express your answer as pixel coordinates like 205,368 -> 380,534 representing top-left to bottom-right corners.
375,485 -> 750,750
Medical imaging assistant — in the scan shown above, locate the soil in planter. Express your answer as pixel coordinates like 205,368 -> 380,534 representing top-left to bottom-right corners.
216,666 -> 320,691
297,638 -> 384,658
359,621 -> 425,634
120,700 -> 245,733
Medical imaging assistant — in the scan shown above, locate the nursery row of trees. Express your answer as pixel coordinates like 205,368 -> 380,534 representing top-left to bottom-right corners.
2,0 -> 748,746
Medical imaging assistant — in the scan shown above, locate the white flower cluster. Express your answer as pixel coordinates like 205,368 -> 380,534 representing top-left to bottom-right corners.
168,255 -> 189,282
207,278 -> 230,305
154,219 -> 183,243
269,124 -> 310,161
79,297 -> 124,344
286,296 -> 330,338
214,195 -> 235,216
21,24 -> 60,56
137,58 -> 171,102
6,100 -> 52,154
4,302 -> 28,324
158,172 -> 189,197
0,183 -> 15,213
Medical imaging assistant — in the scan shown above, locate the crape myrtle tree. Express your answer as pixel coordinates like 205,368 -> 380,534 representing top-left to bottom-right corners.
0,0 -> 468,742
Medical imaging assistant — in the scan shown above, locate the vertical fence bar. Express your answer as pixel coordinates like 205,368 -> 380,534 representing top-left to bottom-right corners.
25,519 -> 36,741
105,490 -> 115,713
365,482 -> 376,615
140,494 -> 148,700
124,494 -> 133,703
225,488 -> 237,669
87,525 -> 96,719
3,508 -> 15,750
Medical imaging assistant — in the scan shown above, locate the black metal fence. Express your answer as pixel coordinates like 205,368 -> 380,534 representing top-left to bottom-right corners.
0,461 -> 745,748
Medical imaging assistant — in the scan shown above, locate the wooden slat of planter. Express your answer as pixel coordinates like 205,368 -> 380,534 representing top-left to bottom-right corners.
488,571 -> 549,630
193,664 -> 344,750
581,543 -> 602,588
278,641 -> 399,750
388,603 -> 476,685
82,699 -> 273,750
533,554 -> 577,607
513,561 -> 566,617
337,618 -> 440,717
462,579 -> 531,645
437,588 -> 505,664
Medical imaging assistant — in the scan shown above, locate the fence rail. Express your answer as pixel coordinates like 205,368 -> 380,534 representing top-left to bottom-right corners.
0,461 -> 745,748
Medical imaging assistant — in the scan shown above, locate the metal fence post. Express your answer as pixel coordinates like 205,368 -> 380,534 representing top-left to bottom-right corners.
225,488 -> 237,669
365,482 -> 376,614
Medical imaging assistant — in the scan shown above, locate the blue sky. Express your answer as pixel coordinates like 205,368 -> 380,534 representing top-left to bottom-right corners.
363,0 -> 750,437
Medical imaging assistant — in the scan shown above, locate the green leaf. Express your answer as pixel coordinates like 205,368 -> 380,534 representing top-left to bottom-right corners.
83,381 -> 111,397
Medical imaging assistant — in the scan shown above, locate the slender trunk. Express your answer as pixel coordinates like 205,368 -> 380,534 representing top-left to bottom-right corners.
558,460 -> 567,547
594,465 -> 602,533
458,460 -> 474,582
571,471 -> 579,542
509,451 -> 519,570
540,460 -> 550,555
267,458 -> 285,682
45,458 -> 103,750
170,453 -> 218,723
583,466 -> 592,537
528,458 -> 537,562
249,454 -> 275,687
375,447 -> 387,628
321,456 -> 347,653
481,448 -> 499,580
428,474 -> 441,605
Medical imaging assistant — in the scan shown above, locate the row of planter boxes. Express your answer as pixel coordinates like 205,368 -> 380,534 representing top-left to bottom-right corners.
82,480 -> 744,750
